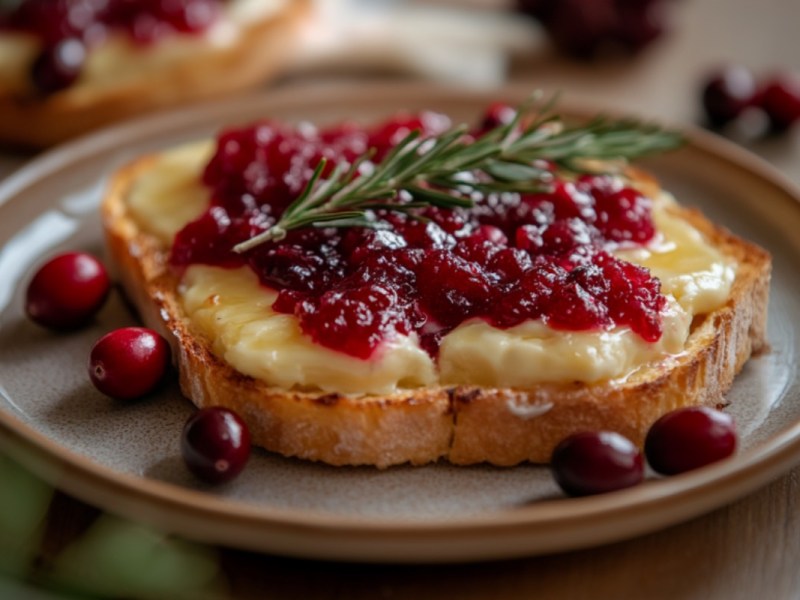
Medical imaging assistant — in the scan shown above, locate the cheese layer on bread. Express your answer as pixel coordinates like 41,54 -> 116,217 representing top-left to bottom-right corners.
0,0 -> 289,96
126,142 -> 735,395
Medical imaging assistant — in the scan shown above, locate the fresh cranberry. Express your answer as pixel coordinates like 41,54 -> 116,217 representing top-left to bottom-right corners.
551,431 -> 644,496
546,0 -> 618,58
26,252 -> 110,330
181,407 -> 251,484
88,327 -> 170,400
614,1 -> 668,51
701,66 -> 758,127
759,74 -> 800,131
30,38 -> 86,94
644,407 -> 737,475
517,0 -> 670,59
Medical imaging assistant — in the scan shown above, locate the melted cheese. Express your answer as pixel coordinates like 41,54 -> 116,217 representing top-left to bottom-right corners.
127,142 -> 735,394
0,0 -> 288,96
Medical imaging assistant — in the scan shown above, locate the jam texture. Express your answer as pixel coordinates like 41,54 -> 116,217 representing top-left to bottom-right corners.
1,0 -> 221,50
171,108 -> 666,359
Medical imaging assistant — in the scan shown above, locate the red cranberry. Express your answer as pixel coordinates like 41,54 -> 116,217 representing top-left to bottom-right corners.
701,66 -> 758,127
614,1 -> 667,51
551,431 -> 644,496
181,407 -> 251,484
644,407 -> 737,475
30,38 -> 86,94
88,327 -> 170,400
26,252 -> 110,330
759,74 -> 800,131
517,0 -> 670,59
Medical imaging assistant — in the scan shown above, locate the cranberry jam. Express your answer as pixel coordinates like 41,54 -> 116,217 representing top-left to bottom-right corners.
1,0 -> 222,91
171,108 -> 666,360
1,0 -> 222,44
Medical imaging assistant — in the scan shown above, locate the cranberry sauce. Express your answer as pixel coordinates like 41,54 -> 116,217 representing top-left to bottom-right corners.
170,108 -> 666,360
2,0 -> 222,91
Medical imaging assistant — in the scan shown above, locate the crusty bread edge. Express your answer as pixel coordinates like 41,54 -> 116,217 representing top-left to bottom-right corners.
102,155 -> 772,468
0,1 -> 310,149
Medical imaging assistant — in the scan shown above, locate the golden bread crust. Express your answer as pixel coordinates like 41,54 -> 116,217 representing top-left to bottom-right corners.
102,155 -> 771,468
0,1 -> 309,149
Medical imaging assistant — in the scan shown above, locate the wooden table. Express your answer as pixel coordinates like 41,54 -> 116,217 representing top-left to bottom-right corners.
2,0 -> 800,598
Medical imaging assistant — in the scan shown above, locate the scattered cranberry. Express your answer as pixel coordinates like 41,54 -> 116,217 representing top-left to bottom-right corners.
759,74 -> 800,131
88,327 -> 170,400
701,66 -> 758,127
516,0 -> 672,59
551,431 -> 644,496
181,407 -> 251,484
26,252 -> 110,330
645,407 -> 737,475
30,38 -> 86,94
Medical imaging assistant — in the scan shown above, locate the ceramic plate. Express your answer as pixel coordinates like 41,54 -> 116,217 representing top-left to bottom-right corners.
1,83 -> 799,563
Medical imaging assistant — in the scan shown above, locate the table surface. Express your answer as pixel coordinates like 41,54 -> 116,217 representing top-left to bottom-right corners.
2,0 -> 800,598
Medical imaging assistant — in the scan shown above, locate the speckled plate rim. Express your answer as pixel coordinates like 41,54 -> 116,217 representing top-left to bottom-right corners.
2,82 -> 800,563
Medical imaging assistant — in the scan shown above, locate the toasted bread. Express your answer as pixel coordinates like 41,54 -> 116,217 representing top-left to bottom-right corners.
101,143 -> 771,468
0,0 -> 309,149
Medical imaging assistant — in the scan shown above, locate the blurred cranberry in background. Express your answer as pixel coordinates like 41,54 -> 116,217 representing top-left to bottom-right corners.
516,0 -> 673,58
759,74 -> 800,131
700,66 -> 758,128
698,67 -> 800,136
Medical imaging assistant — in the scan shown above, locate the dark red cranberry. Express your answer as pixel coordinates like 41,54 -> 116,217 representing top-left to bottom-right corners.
26,252 -> 110,330
518,0 -> 669,59
88,327 -> 170,400
759,74 -> 800,131
644,407 -> 737,475
701,66 -> 758,127
614,1 -> 668,51
30,38 -> 86,94
551,431 -> 644,496
181,407 -> 251,484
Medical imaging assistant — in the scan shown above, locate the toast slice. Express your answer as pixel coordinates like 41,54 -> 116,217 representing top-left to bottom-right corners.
0,0 -> 309,149
101,140 -> 771,468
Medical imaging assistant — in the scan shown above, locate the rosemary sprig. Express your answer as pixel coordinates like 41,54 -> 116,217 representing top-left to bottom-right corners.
233,93 -> 683,253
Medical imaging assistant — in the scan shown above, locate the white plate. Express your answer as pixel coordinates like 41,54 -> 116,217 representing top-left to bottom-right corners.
1,83 -> 799,563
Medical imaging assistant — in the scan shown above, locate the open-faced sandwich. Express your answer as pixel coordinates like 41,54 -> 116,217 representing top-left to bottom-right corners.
0,0 -> 309,148
101,97 -> 771,467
